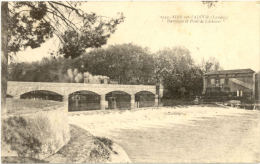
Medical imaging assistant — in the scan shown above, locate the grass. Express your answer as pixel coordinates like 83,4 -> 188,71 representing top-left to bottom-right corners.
2,116 -> 42,158
6,98 -> 64,115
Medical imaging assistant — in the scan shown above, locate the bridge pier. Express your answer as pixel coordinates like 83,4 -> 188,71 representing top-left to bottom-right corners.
63,95 -> 69,110
130,94 -> 135,109
155,94 -> 159,107
100,94 -> 106,110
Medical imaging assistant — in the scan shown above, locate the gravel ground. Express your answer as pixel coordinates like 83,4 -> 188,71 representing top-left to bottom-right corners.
69,105 -> 260,163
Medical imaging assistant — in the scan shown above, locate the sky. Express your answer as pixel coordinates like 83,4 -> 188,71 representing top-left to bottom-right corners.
14,1 -> 260,71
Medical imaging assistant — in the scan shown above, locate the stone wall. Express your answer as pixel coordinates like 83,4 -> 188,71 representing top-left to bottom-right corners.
7,81 -> 157,98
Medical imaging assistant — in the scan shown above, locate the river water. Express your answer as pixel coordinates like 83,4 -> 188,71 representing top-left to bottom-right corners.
69,106 -> 260,163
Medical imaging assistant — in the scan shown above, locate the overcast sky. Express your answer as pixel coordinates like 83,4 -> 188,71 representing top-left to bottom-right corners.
14,1 -> 260,71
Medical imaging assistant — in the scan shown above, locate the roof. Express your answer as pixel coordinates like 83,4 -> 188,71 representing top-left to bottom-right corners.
205,69 -> 255,75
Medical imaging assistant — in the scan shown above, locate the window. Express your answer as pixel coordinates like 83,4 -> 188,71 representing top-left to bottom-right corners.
225,78 -> 229,85
216,79 -> 219,84
207,78 -> 210,84
210,78 -> 215,85
220,78 -> 225,84
216,79 -> 220,86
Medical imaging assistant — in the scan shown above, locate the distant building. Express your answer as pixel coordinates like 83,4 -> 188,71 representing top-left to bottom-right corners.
83,72 -> 110,84
202,69 -> 256,100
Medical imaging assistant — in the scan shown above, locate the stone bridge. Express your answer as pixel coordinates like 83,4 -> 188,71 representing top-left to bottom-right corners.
7,81 -> 163,110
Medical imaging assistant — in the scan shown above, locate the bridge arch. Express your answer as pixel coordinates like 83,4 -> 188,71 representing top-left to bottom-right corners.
20,90 -> 63,101
135,90 -> 155,108
68,90 -> 101,111
105,90 -> 131,109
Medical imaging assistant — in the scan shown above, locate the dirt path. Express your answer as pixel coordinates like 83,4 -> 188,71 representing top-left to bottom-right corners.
69,106 -> 260,163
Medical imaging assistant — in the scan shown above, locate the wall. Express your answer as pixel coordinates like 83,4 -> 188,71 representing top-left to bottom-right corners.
204,73 -> 254,98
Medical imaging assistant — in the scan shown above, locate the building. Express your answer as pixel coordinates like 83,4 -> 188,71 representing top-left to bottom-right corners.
83,72 -> 110,84
202,69 -> 256,100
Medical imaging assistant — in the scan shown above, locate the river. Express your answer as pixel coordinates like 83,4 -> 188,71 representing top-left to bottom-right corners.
69,106 -> 260,163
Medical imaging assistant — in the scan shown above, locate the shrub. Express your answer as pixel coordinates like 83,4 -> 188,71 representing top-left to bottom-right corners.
2,116 -> 42,158
2,108 -> 70,160
89,138 -> 112,162
95,137 -> 113,151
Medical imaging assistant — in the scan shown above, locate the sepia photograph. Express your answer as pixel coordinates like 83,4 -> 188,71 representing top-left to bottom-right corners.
1,1 -> 260,163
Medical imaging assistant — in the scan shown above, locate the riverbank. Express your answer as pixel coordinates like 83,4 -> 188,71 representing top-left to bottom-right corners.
45,125 -> 131,163
2,99 -> 131,163
69,105 -> 260,163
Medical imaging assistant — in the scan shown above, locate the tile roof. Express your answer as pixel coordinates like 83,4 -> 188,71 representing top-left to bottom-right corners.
205,68 -> 255,75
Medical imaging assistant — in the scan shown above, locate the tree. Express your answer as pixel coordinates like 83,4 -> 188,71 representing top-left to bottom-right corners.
2,2 -> 9,114
154,47 -> 202,98
201,57 -> 222,73
8,44 -> 156,85
1,1 -> 124,112
80,44 -> 155,84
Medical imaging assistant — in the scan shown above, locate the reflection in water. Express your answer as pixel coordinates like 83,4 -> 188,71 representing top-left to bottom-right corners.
135,91 -> 155,108
69,91 -> 101,111
106,91 -> 131,110
20,90 -> 63,101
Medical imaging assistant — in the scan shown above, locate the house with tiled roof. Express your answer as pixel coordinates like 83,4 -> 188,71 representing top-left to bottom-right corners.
202,69 -> 256,101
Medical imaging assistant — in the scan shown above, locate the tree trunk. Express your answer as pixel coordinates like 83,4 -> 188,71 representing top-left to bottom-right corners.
1,2 -> 9,114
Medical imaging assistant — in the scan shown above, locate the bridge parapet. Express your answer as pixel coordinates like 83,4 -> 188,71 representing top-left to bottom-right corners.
7,81 -> 157,98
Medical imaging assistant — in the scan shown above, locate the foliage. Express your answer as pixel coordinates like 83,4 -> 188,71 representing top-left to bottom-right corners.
2,116 -> 42,158
9,44 -> 156,85
155,47 -> 203,98
54,125 -> 113,163
7,2 -> 124,58
80,43 -> 155,84
8,2 -> 53,54
95,137 -> 113,151
90,139 -> 111,162
8,45 -> 222,98
200,57 -> 222,73
2,2 -> 124,111
2,105 -> 70,160
9,57 -> 64,82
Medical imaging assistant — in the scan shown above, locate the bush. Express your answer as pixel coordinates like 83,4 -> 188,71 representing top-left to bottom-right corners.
95,137 -> 113,151
2,108 -> 70,160
89,138 -> 111,162
2,116 -> 42,158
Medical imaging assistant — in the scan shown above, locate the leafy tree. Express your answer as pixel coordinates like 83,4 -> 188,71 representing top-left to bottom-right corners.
201,57 -> 222,73
8,44 -> 209,99
154,47 -> 203,98
80,44 -> 155,84
8,44 -> 156,85
1,1 -> 124,111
